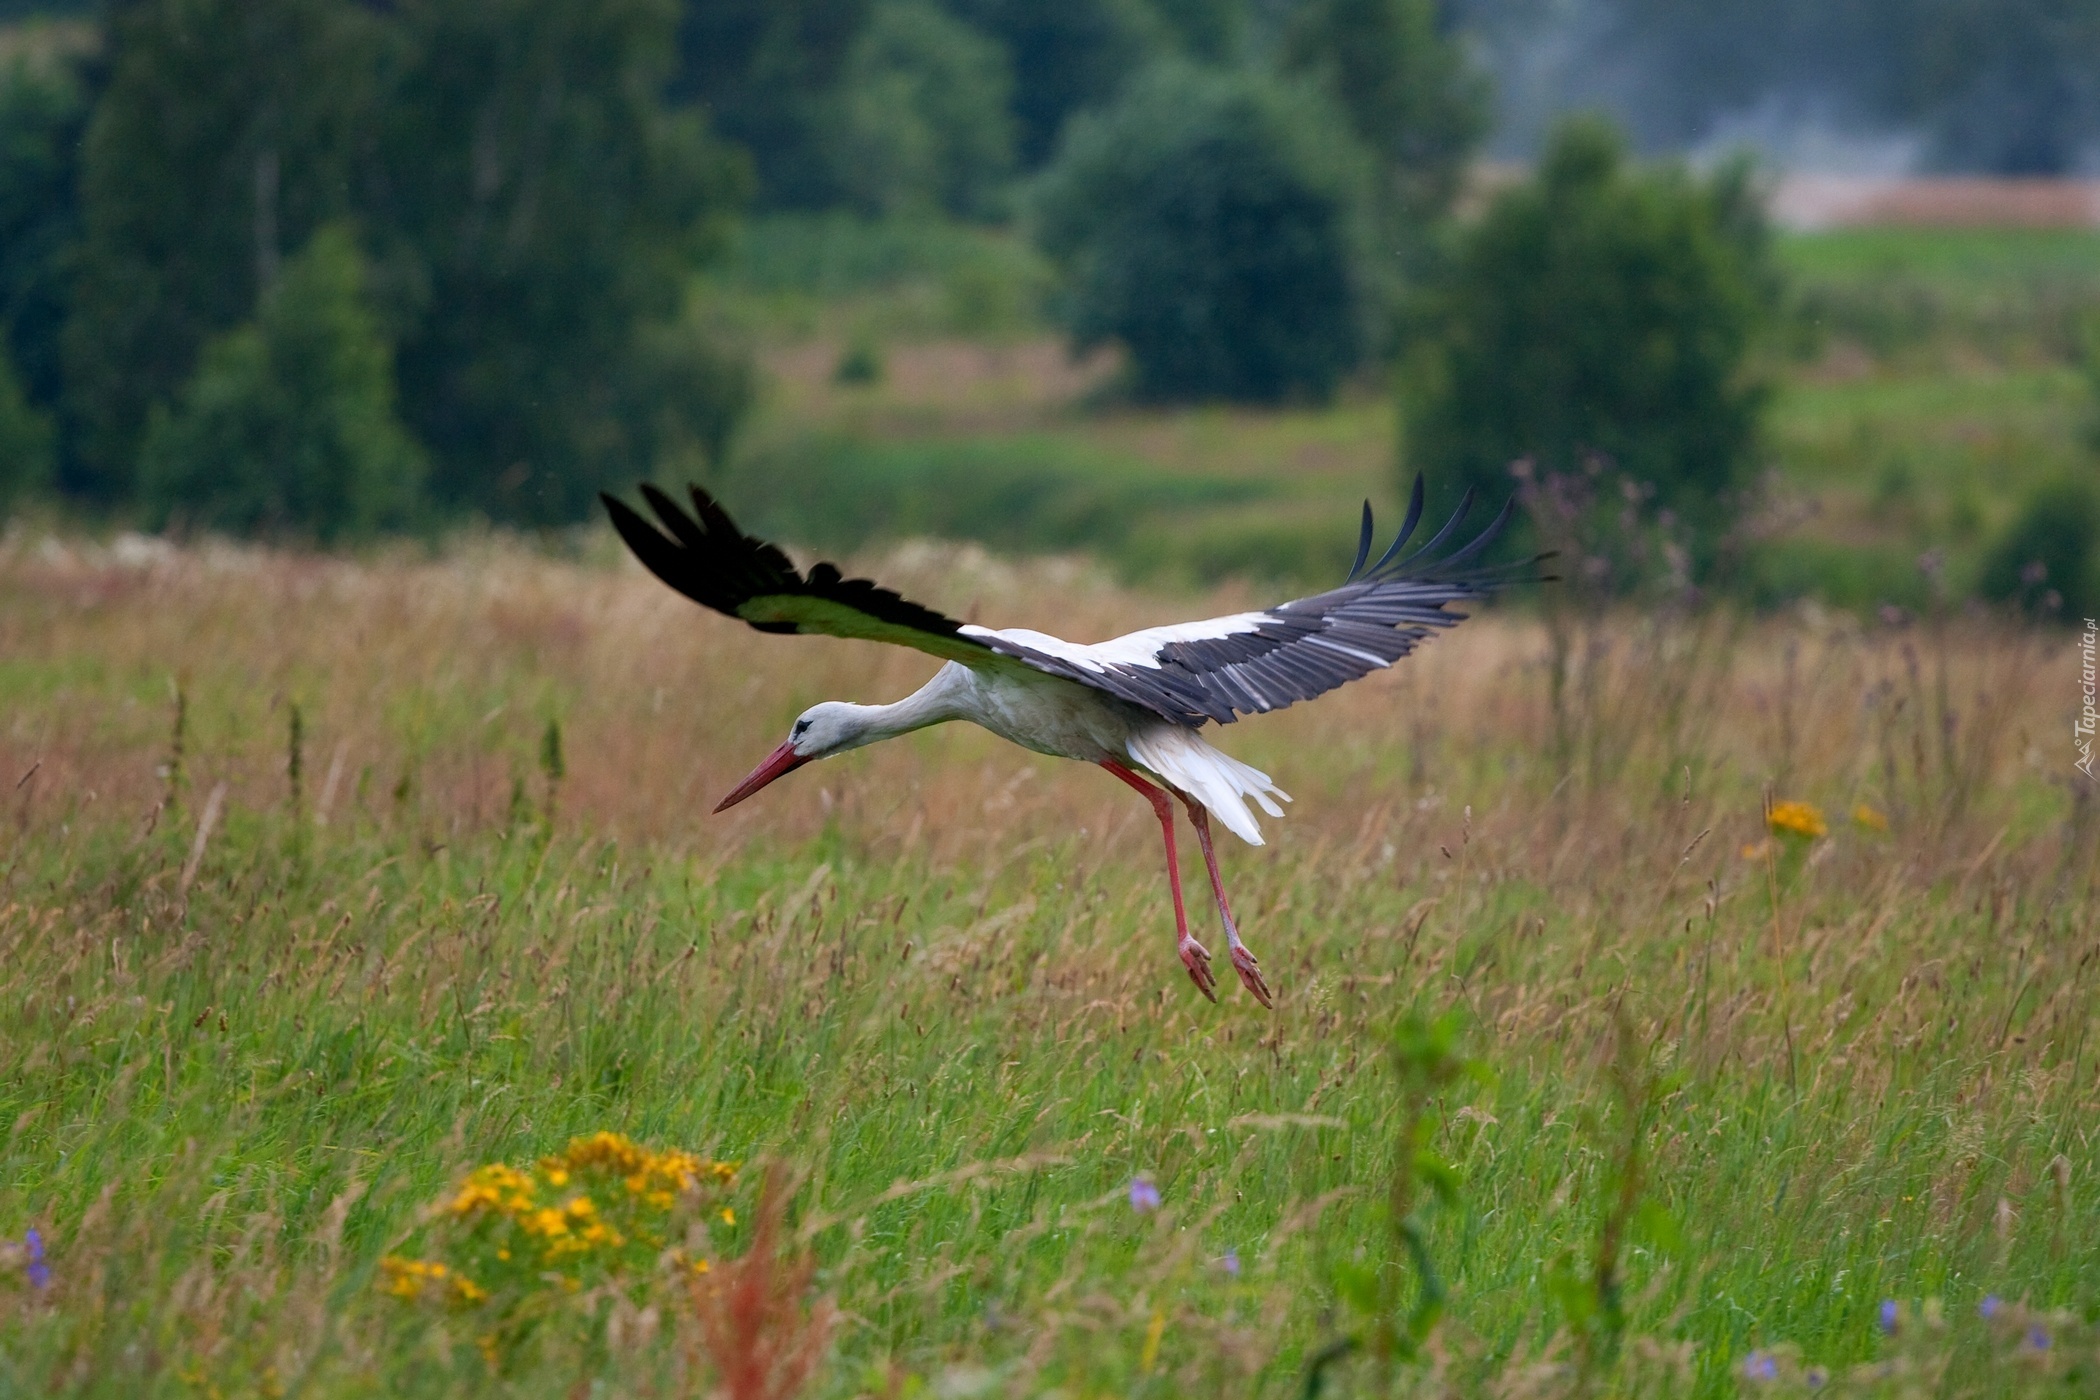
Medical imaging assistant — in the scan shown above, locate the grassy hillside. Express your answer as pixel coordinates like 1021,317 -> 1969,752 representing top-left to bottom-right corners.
1,535 -> 2093,1396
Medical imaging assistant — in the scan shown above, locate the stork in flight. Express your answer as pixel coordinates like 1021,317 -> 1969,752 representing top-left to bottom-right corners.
603,480 -> 1530,1008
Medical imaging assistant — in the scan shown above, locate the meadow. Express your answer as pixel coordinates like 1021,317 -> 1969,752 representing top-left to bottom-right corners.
709,220 -> 2100,608
1,523 -> 2095,1397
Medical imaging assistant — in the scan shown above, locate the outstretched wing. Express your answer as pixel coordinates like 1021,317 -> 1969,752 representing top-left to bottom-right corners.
602,484 -> 1004,667
959,477 -> 1542,726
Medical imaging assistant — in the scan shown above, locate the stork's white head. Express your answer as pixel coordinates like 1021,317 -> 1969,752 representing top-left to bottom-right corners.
713,702 -> 878,812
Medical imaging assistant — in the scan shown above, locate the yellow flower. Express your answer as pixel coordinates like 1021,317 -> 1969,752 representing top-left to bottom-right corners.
1767,801 -> 1827,840
720,1207 -> 735,1226
450,1163 -> 536,1217
476,1333 -> 501,1368
690,1258 -> 711,1275
451,1274 -> 489,1305
1852,803 -> 1889,832
379,1256 -> 451,1300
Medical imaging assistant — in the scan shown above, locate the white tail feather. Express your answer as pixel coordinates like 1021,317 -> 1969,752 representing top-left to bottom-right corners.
1125,727 -> 1291,846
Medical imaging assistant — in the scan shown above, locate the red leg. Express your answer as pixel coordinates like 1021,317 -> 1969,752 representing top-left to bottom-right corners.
1100,760 -> 1216,1002
1179,797 -> 1274,1009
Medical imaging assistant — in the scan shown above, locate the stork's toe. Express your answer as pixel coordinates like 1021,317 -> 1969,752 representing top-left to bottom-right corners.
1179,935 -> 1218,1003
1231,945 -> 1273,1009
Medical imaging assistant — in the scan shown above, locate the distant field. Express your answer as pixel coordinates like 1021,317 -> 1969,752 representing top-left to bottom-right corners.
706,217 -> 2100,610
1,535 -> 2093,1396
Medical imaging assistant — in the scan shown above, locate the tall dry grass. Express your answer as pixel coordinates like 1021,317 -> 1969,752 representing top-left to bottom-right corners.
1,529 -> 2094,1397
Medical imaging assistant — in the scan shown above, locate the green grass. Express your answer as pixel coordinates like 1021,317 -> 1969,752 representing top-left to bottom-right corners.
1,539 -> 2094,1397
1778,227 -> 2100,363
704,213 -> 1055,345
1777,228 -> 2100,290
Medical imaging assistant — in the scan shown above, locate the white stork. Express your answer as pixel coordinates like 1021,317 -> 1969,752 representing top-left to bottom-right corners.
603,479 -> 1532,1007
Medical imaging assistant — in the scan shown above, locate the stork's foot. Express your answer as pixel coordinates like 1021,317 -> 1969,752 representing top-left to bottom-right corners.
1230,943 -> 1274,1009
1179,934 -> 1218,1003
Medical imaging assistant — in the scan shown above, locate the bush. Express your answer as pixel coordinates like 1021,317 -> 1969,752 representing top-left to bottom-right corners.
1979,479 -> 2099,621
1404,118 -> 1778,559
0,344 -> 52,516
1031,61 -> 1372,405
137,227 -> 424,542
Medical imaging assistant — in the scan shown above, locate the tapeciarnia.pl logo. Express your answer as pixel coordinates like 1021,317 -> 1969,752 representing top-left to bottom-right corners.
2078,617 -> 2097,780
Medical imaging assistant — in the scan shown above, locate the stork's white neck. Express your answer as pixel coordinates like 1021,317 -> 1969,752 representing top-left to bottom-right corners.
833,663 -> 976,748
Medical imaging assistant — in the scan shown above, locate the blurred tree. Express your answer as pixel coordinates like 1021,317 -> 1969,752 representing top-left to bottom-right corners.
1148,0 -> 1244,60
0,53 -> 94,455
624,312 -> 757,483
1475,0 -> 2100,177
942,0 -> 1157,167
831,0 -> 1016,218
1897,0 -> 2100,175
0,345 -> 54,516
674,0 -> 872,208
1405,119 -> 1776,558
136,226 -> 424,541
67,0 -> 749,529
1033,61 -> 1371,403
1280,0 -> 1487,245
1979,479 -> 2099,620
62,0 -> 383,502
371,0 -> 751,524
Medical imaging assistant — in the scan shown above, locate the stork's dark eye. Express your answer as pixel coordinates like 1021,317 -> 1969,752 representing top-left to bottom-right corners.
792,718 -> 811,738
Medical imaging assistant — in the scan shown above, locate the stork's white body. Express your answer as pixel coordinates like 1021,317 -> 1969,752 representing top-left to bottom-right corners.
824,656 -> 1290,846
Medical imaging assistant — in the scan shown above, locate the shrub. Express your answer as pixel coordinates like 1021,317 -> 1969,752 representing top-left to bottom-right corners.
1031,61 -> 1372,405
137,227 -> 424,542
1979,478 -> 2099,621
1404,118 -> 1778,563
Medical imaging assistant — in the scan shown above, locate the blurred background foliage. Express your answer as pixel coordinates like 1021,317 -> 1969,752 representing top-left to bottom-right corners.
0,0 -> 2092,616
1404,119 -> 1777,568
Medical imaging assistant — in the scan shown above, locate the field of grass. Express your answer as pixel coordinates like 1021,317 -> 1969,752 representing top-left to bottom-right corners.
2,532 -> 2095,1397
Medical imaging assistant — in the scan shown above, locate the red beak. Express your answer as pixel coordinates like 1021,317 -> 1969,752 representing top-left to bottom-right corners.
714,740 -> 809,813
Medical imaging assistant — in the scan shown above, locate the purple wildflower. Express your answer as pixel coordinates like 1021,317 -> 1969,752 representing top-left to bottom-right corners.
1742,1350 -> 1777,1381
1878,1299 -> 1900,1334
2027,1326 -> 2051,1351
25,1227 -> 49,1290
1805,1366 -> 1828,1389
1128,1177 -> 1160,1213
1220,1249 -> 1241,1278
1979,1295 -> 2002,1319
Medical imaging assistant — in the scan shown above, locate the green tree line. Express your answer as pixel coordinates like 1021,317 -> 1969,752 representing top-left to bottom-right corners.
1,0 -> 754,534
